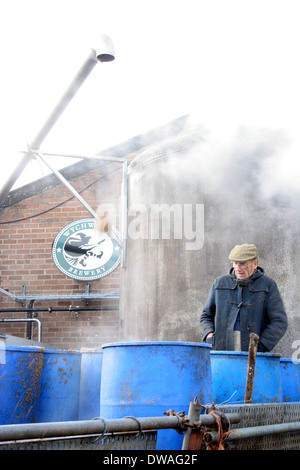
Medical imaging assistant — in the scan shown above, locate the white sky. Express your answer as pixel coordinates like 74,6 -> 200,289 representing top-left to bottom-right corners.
1,0 -> 300,191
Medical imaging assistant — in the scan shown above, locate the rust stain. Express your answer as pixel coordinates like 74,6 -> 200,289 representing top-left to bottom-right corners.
10,350 -> 44,422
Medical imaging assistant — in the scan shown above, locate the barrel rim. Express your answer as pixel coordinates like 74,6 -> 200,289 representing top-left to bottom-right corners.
43,348 -> 81,355
210,350 -> 281,358
102,341 -> 211,349
280,357 -> 300,364
0,345 -> 44,353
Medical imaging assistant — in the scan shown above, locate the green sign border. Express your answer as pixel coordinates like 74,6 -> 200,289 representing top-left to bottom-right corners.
52,218 -> 120,281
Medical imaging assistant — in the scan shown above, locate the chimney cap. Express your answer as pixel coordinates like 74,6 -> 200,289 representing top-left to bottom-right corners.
96,34 -> 115,62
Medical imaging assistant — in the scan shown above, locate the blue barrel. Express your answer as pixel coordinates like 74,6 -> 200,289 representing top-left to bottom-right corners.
280,358 -> 300,402
37,349 -> 81,422
0,345 -> 44,424
79,349 -> 103,420
210,351 -> 282,404
100,342 -> 212,450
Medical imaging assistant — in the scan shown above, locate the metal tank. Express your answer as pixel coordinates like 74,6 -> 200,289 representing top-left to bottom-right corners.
119,125 -> 300,357
120,128 -> 207,342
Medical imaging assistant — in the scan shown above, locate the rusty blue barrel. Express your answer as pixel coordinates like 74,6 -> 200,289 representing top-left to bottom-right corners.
37,349 -> 81,422
210,351 -> 282,404
280,358 -> 300,402
100,341 -> 212,450
0,345 -> 44,424
79,349 -> 103,420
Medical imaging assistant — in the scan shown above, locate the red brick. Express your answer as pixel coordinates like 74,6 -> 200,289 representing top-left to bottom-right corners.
0,164 -> 123,349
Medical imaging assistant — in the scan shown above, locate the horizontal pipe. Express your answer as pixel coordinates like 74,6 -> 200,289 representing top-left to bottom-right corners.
199,413 -> 240,427
20,150 -> 127,164
0,318 -> 41,342
0,416 -> 181,442
205,421 -> 300,444
0,412 -> 240,444
0,286 -> 119,302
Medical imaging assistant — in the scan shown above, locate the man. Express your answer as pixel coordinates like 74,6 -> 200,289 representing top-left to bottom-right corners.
200,243 -> 288,352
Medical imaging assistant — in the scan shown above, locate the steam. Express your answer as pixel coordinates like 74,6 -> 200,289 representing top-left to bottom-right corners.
116,116 -> 300,355
157,120 -> 300,206
93,117 -> 300,253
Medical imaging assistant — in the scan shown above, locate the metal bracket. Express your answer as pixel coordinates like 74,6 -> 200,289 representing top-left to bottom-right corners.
0,284 -> 119,305
85,284 -> 90,305
24,149 -> 127,268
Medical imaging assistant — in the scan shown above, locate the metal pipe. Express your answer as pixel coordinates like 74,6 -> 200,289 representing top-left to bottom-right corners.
0,318 -> 42,342
199,413 -> 240,426
0,50 -> 98,205
18,150 -> 126,163
0,288 -> 15,300
0,35 -> 114,206
0,412 -> 240,443
17,148 -> 127,257
27,49 -> 100,149
121,159 -> 128,268
0,307 -> 118,313
94,35 -> 115,63
181,399 -> 203,450
0,416 -> 181,442
204,421 -> 300,444
34,150 -> 123,250
35,151 -> 97,218
0,286 -> 119,303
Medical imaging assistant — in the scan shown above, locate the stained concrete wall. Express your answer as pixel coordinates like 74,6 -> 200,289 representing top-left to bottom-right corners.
119,126 -> 300,358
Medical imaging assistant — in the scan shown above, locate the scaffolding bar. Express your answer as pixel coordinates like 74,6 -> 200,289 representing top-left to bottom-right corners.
0,412 -> 240,443
0,307 -> 118,313
0,286 -> 119,304
204,421 -> 300,444
0,416 -> 181,442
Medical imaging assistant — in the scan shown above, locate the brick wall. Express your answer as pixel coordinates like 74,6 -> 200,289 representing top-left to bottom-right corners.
0,154 -> 135,349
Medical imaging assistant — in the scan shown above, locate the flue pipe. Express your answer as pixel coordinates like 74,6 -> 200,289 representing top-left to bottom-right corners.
0,318 -> 42,342
0,35 -> 115,206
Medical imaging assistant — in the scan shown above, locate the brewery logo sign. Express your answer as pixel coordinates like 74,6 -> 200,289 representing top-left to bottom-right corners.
52,218 -> 120,281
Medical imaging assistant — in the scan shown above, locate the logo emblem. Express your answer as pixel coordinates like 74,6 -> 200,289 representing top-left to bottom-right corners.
52,218 -> 120,281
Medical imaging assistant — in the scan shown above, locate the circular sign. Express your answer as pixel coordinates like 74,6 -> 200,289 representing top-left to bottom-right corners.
52,218 -> 121,281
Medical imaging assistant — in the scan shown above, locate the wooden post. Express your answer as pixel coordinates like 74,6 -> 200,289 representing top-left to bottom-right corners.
244,333 -> 259,404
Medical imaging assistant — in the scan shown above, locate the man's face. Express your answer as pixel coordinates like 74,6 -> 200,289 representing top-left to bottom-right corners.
232,259 -> 258,280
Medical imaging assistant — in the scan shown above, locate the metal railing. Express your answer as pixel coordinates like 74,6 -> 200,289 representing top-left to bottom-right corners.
0,318 -> 42,342
0,403 -> 300,450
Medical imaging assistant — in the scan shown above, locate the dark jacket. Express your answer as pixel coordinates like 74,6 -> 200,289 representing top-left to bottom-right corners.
200,267 -> 288,352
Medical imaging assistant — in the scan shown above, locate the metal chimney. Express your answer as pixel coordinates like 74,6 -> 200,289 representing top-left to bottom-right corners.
0,35 -> 115,206
96,34 -> 115,62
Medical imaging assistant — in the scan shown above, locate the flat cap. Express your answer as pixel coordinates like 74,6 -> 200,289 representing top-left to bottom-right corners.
229,243 -> 259,262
